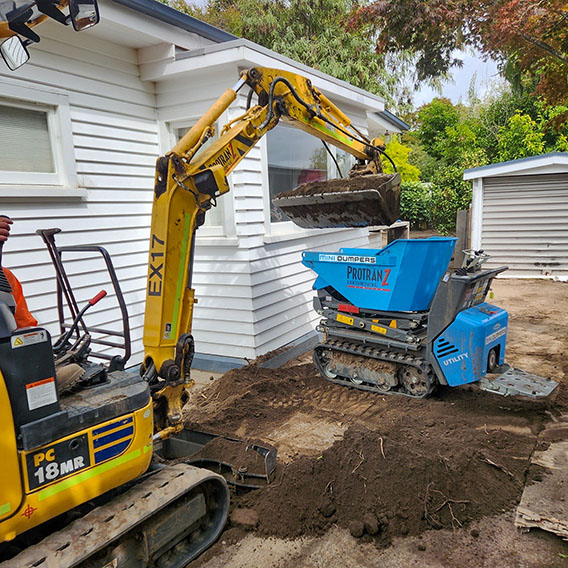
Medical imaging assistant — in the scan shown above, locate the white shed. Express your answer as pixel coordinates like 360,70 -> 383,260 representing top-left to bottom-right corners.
464,152 -> 568,280
0,0 -> 406,372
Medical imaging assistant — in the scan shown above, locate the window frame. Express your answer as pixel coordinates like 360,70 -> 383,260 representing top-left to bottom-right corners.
262,124 -> 355,236
0,79 -> 80,198
165,115 -> 236,239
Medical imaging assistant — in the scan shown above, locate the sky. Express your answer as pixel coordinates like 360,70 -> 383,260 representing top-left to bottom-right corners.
413,51 -> 502,107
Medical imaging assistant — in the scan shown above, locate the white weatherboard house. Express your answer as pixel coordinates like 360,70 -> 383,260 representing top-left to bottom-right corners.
464,152 -> 568,281
0,0 -> 406,371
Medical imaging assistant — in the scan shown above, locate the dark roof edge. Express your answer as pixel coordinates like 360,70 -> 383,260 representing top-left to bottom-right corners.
377,109 -> 409,131
111,0 -> 237,43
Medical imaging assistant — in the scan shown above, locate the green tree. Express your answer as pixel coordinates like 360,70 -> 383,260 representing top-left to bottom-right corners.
434,121 -> 485,165
414,99 -> 460,160
400,181 -> 432,228
474,86 -> 537,162
497,111 -> 545,161
170,0 -> 413,109
382,136 -> 420,181
537,101 -> 568,150
407,97 -> 489,232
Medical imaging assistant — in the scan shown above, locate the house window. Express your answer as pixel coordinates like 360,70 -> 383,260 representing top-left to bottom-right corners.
267,125 -> 354,223
0,103 -> 54,174
175,125 -> 225,232
0,83 -> 79,196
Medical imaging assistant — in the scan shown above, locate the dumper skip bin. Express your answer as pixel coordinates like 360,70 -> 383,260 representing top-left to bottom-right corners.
302,237 -> 457,312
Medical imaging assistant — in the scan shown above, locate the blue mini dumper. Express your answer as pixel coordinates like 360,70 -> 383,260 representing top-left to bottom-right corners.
303,238 -> 557,399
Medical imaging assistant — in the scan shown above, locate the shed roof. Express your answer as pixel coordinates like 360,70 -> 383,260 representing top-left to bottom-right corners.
464,152 -> 568,181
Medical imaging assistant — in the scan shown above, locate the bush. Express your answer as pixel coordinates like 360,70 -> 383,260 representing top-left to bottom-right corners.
430,166 -> 473,235
428,149 -> 484,235
382,137 -> 420,182
400,181 -> 433,229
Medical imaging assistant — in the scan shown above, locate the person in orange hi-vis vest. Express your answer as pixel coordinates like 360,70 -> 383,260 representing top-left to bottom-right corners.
0,217 -> 37,328
3,267 -> 38,328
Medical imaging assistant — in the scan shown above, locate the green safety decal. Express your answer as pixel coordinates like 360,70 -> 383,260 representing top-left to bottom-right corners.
171,213 -> 191,338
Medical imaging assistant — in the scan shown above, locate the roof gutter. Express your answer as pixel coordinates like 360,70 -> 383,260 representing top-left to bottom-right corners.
111,0 -> 237,43
378,109 -> 409,131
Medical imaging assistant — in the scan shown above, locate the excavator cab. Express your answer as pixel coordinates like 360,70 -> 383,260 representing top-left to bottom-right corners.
0,229 -> 236,567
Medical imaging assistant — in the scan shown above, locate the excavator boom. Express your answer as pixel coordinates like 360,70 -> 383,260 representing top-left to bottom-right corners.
142,67 -> 401,405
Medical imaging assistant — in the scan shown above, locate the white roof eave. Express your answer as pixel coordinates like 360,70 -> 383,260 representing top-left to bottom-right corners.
143,39 -> 385,113
367,111 -> 405,134
85,0 -> 216,51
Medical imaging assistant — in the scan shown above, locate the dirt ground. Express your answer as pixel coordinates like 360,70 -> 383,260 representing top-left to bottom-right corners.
187,278 -> 568,568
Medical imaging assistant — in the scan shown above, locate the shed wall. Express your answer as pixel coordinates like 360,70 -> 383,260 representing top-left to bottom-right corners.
481,173 -> 568,278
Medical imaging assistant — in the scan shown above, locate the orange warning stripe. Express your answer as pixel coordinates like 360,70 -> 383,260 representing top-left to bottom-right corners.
26,377 -> 55,389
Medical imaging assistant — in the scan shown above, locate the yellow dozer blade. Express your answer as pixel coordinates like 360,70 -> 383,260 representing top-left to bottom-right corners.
273,173 -> 401,229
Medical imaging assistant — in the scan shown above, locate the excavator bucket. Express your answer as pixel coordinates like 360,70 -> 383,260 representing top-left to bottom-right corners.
273,172 -> 401,229
158,428 -> 278,490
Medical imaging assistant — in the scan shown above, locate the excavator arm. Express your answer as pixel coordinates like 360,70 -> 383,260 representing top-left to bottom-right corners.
143,66 -> 400,430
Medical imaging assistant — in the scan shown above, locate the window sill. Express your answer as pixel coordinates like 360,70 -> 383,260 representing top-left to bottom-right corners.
263,227 -> 358,244
0,186 -> 87,199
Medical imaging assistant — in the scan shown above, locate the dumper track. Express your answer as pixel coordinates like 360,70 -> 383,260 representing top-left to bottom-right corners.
313,338 -> 436,398
2,464 -> 229,568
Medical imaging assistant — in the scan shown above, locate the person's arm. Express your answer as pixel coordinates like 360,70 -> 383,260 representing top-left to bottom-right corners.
0,217 -> 13,242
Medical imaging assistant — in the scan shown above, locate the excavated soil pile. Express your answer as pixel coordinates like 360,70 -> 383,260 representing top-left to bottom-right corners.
239,422 -> 532,542
274,173 -> 398,198
186,364 -> 323,435
272,173 -> 400,228
186,357 -> 553,545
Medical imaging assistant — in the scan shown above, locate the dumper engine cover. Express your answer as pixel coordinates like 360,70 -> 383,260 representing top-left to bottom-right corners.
433,303 -> 508,386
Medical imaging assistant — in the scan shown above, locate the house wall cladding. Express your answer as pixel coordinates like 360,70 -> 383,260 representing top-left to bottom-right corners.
1,28 -> 160,365
481,173 -> 568,278
2,33 -> 376,367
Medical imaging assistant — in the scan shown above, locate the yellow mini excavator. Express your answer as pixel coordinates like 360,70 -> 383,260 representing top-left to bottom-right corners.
0,6 -> 399,566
